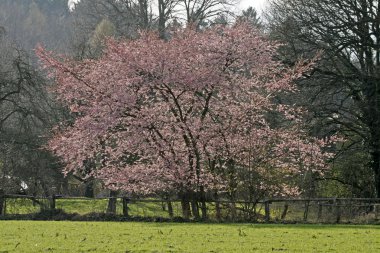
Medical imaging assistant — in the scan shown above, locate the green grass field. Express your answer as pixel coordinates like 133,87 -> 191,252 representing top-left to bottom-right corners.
4,198 -> 380,223
0,221 -> 379,252
4,198 -> 176,217
4,198 -> 265,220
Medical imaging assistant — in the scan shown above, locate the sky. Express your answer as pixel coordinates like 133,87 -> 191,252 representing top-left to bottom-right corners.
239,0 -> 268,12
68,0 -> 269,14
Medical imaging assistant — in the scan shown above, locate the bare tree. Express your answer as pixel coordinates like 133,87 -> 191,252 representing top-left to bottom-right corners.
268,0 -> 380,197
0,30 -> 65,197
158,0 -> 179,38
179,0 -> 237,27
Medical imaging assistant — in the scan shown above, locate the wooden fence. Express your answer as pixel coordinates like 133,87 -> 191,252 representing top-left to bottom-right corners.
1,193 -> 379,223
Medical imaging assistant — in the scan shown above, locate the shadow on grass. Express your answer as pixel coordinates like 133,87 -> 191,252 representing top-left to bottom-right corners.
2,209 -> 379,231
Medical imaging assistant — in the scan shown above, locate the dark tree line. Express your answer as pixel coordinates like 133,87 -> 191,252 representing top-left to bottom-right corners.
267,0 -> 380,197
0,27 -> 65,196
1,0 -> 380,199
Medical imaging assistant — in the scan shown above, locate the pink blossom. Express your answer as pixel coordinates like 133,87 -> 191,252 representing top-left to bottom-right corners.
37,24 -> 336,196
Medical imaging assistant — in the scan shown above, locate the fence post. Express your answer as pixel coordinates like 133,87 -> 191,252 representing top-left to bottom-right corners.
215,200 -> 222,221
122,197 -> 129,217
264,200 -> 270,222
0,189 -> 4,216
349,199 -> 354,220
50,195 -> 56,210
335,198 -> 341,223
107,190 -> 118,214
230,202 -> 237,221
303,200 -> 310,222
317,201 -> 323,221
167,200 -> 174,218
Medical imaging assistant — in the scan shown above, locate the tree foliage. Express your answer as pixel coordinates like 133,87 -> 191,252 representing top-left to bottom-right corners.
37,24 -> 335,210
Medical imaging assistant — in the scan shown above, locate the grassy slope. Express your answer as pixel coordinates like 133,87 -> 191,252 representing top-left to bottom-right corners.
0,221 -> 379,252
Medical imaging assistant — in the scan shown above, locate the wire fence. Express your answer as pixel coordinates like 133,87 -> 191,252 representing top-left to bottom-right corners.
1,194 -> 380,223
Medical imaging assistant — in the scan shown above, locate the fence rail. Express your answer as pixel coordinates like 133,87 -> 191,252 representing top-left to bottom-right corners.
0,194 -> 379,223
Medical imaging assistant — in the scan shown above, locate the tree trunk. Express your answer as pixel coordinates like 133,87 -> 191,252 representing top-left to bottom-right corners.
199,186 -> 207,219
371,148 -> 380,198
107,190 -> 117,214
281,202 -> 289,220
49,195 -> 56,210
163,194 -> 174,218
214,189 -> 221,220
190,199 -> 199,219
167,200 -> 173,218
0,189 -> 4,216
40,179 -> 50,198
61,178 -> 69,195
84,180 -> 95,198
180,192 -> 191,219
138,0 -> 149,29
264,201 -> 270,222
158,0 -> 166,39
122,197 -> 129,217
190,191 -> 200,219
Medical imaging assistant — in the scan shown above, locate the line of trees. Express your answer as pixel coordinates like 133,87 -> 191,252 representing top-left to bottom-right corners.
0,26 -> 65,197
1,0 -> 380,208
267,0 -> 380,197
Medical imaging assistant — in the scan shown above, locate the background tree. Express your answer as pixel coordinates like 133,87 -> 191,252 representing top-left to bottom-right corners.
0,0 -> 72,54
0,29 -> 65,197
179,0 -> 236,27
267,0 -> 380,197
158,0 -> 179,38
88,18 -> 117,58
70,0 -> 237,48
237,7 -> 262,28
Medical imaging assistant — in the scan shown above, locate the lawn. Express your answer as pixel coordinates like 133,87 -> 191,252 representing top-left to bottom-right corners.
0,221 -> 379,252
3,198 -> 176,217
3,198 -> 265,220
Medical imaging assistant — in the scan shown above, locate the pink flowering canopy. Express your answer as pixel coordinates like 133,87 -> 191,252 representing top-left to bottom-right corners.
37,24 -> 335,196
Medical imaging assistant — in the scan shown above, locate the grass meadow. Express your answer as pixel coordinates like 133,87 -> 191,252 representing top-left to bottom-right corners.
0,221 -> 379,252
4,198 -> 172,217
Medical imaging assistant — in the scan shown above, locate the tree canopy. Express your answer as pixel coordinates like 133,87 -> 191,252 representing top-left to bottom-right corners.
37,24 -> 336,217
